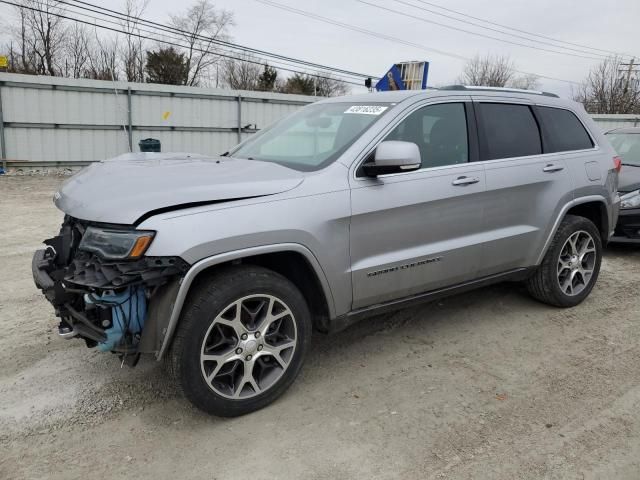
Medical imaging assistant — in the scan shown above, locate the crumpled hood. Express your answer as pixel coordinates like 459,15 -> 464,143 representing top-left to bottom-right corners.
54,153 -> 304,224
619,166 -> 640,193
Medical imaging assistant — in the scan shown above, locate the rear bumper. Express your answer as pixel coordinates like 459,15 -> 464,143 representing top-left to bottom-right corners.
610,207 -> 640,243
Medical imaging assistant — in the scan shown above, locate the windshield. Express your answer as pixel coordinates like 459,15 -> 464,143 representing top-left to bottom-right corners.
230,102 -> 391,171
607,133 -> 640,166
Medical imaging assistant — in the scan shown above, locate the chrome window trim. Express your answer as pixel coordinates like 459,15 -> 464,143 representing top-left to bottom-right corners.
479,146 -> 600,168
470,99 -> 599,162
350,97 -> 601,182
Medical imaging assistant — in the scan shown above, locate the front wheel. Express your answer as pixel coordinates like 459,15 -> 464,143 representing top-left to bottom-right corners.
167,265 -> 312,417
527,214 -> 602,307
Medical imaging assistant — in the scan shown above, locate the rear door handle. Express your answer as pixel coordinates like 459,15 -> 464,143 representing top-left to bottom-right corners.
543,163 -> 564,173
452,176 -> 480,186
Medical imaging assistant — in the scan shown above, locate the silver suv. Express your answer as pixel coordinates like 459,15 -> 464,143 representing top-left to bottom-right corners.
33,86 -> 620,416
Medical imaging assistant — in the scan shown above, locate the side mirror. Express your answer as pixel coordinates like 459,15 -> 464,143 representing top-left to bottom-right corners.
361,141 -> 421,177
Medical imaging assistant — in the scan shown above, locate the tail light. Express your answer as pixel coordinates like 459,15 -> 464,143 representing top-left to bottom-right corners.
613,156 -> 622,173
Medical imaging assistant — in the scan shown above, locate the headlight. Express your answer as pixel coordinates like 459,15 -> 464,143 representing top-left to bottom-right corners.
620,190 -> 640,209
79,227 -> 155,259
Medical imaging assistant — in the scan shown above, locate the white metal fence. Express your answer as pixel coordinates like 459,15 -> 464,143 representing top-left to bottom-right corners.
0,73 -> 316,166
591,114 -> 640,132
1,74 -> 638,168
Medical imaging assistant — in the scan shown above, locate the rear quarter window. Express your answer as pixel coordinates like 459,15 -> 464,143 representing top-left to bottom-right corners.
537,106 -> 594,152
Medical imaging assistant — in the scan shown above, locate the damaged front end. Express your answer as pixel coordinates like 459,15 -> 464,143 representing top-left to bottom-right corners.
32,216 -> 189,365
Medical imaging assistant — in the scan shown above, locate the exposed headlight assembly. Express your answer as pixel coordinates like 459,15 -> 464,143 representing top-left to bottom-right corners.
620,190 -> 640,209
79,227 -> 155,259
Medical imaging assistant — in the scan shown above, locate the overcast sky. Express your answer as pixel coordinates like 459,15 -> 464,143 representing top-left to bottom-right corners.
2,0 -> 639,98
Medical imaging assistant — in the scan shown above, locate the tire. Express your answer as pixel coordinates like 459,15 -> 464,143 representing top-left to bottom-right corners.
167,265 -> 312,417
527,214 -> 602,308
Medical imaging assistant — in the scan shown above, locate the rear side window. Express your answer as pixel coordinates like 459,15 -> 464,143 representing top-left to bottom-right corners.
477,103 -> 542,160
537,106 -> 594,152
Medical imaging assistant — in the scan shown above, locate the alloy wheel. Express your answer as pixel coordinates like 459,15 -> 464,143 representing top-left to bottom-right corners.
556,230 -> 597,297
199,294 -> 297,399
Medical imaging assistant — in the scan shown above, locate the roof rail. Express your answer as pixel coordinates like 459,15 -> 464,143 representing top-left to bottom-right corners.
438,85 -> 559,98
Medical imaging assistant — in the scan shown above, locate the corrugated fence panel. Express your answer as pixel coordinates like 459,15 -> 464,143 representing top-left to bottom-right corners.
5,127 -> 130,162
133,130 -> 238,156
241,101 -> 302,131
3,85 -> 127,125
0,73 -> 316,163
131,94 -> 239,128
591,115 -> 640,131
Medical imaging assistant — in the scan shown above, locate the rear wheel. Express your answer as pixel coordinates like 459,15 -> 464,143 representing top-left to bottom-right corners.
167,265 -> 312,417
527,215 -> 602,307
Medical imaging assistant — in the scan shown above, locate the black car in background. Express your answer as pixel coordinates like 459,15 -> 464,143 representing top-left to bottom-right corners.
606,127 -> 640,243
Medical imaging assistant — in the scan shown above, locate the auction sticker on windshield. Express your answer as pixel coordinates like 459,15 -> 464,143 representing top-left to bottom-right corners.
344,105 -> 389,115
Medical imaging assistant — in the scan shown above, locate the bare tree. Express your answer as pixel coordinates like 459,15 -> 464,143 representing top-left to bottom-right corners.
221,55 -> 261,90
169,0 -> 234,86
85,34 -> 120,81
64,23 -> 91,78
5,6 -> 38,73
315,74 -> 350,97
120,0 -> 148,82
573,56 -> 640,114
458,54 -> 544,92
458,54 -> 515,87
508,73 -> 540,91
6,0 -> 67,75
279,72 -> 349,97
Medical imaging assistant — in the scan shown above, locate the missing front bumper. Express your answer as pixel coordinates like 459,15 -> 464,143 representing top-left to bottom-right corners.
32,220 -> 189,357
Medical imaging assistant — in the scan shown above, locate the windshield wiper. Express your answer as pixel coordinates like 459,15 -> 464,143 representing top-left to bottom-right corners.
622,162 -> 640,167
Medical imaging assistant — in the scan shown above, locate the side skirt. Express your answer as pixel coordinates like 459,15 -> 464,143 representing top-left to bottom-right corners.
329,268 -> 533,333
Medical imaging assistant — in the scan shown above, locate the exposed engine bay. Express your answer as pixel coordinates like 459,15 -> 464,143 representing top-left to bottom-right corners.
32,216 -> 189,365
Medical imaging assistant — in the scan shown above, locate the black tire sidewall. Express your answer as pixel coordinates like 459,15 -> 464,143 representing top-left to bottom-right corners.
176,267 -> 312,417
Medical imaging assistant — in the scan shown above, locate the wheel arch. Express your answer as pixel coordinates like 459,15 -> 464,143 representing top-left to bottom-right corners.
154,243 -> 336,360
536,195 -> 610,265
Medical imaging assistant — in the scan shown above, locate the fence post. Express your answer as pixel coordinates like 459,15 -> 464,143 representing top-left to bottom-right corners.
0,82 -> 6,171
127,87 -> 133,152
237,95 -> 242,143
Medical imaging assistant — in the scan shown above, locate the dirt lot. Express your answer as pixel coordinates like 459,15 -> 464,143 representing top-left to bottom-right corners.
1,174 -> 640,480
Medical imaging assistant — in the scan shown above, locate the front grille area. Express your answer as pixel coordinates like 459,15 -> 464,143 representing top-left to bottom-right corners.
44,216 -> 189,290
66,251 -> 188,289
33,216 -> 190,353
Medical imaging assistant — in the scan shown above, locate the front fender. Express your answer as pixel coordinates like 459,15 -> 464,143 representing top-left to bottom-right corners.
152,243 -> 335,360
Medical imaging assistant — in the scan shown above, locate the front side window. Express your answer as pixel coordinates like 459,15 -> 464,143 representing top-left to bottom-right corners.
231,102 -> 391,171
607,133 -> 640,166
538,106 -> 593,152
477,103 -> 542,160
384,102 -> 469,168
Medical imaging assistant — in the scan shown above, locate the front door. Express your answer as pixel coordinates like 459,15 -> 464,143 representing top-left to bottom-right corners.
349,101 -> 487,309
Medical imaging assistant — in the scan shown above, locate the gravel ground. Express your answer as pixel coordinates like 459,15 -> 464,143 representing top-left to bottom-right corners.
1,175 -> 640,480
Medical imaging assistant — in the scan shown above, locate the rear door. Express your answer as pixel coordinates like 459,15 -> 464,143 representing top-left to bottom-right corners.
473,98 -> 575,275
348,99 -> 487,309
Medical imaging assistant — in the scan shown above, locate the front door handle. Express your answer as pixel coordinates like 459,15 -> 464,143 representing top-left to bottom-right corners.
543,163 -> 564,173
452,176 -> 480,186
